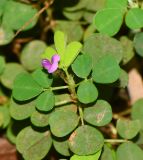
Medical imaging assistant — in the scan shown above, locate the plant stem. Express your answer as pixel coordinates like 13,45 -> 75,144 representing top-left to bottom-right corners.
105,139 -> 128,143
63,68 -> 84,125
51,85 -> 69,91
55,99 -> 73,106
64,68 -> 77,100
113,108 -> 131,119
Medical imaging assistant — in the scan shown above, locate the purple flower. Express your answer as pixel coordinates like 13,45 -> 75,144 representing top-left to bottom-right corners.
42,54 -> 60,73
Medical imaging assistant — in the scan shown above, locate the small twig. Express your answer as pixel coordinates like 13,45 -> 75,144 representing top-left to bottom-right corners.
14,0 -> 54,37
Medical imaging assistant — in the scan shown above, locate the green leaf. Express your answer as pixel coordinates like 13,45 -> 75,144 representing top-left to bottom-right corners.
113,69 -> 129,88
55,93 -> 71,105
56,102 -> 77,113
133,32 -> 143,57
84,100 -> 112,126
49,110 -> 79,137
13,73 -> 43,101
131,98 -> 143,130
1,63 -> 26,89
20,40 -> 47,71
70,150 -> 102,160
36,90 -> 55,112
116,142 -> 143,160
69,125 -> 104,155
63,10 -> 84,21
32,68 -> 53,88
0,56 -> 5,75
3,1 -> 38,30
100,144 -> 116,160
63,41 -> 82,68
31,110 -> 50,127
0,0 -> 7,16
53,138 -> 71,156
0,26 -> 14,45
16,126 -> 52,160
92,55 -> 121,83
53,21 -> 83,42
120,36 -> 134,64
64,0 -> 87,11
94,8 -> 124,36
54,30 -> 67,60
117,119 -> 140,139
6,120 -> 29,144
72,54 -> 92,78
41,47 -> 57,60
83,33 -> 124,64
105,0 -> 128,9
125,8 -> 143,29
77,81 -> 98,104
86,0 -> 106,11
10,98 -> 35,120
0,105 -> 10,128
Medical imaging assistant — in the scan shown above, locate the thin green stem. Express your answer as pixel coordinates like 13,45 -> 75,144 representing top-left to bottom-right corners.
63,68 -> 85,125
105,139 -> 128,143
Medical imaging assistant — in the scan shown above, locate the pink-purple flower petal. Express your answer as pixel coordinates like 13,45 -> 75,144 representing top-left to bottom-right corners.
42,54 -> 60,73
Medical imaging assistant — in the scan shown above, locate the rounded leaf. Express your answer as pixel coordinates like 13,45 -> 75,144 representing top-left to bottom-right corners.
0,26 -> 14,45
0,105 -> 10,128
49,110 -> 79,137
100,144 -> 116,160
120,36 -> 134,64
63,41 -> 82,68
92,55 -> 121,83
53,138 -> 71,156
94,8 -> 124,36
77,81 -> 98,104
117,119 -> 140,139
131,98 -> 143,130
125,8 -> 143,29
84,100 -> 112,126
72,54 -> 92,78
10,98 -> 35,120
16,127 -> 52,160
116,142 -> 143,160
3,1 -> 38,30
69,125 -> 104,155
83,33 -> 123,64
31,110 -> 50,127
54,30 -> 67,61
0,56 -> 5,74
20,40 -> 47,71
105,0 -> 128,9
134,32 -> 143,57
54,21 -> 83,42
1,63 -> 26,89
32,68 -> 53,88
13,72 -> 43,101
70,150 -> 102,160
36,90 -> 55,112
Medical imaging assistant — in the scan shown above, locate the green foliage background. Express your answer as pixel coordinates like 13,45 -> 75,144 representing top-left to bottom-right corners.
0,0 -> 143,160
